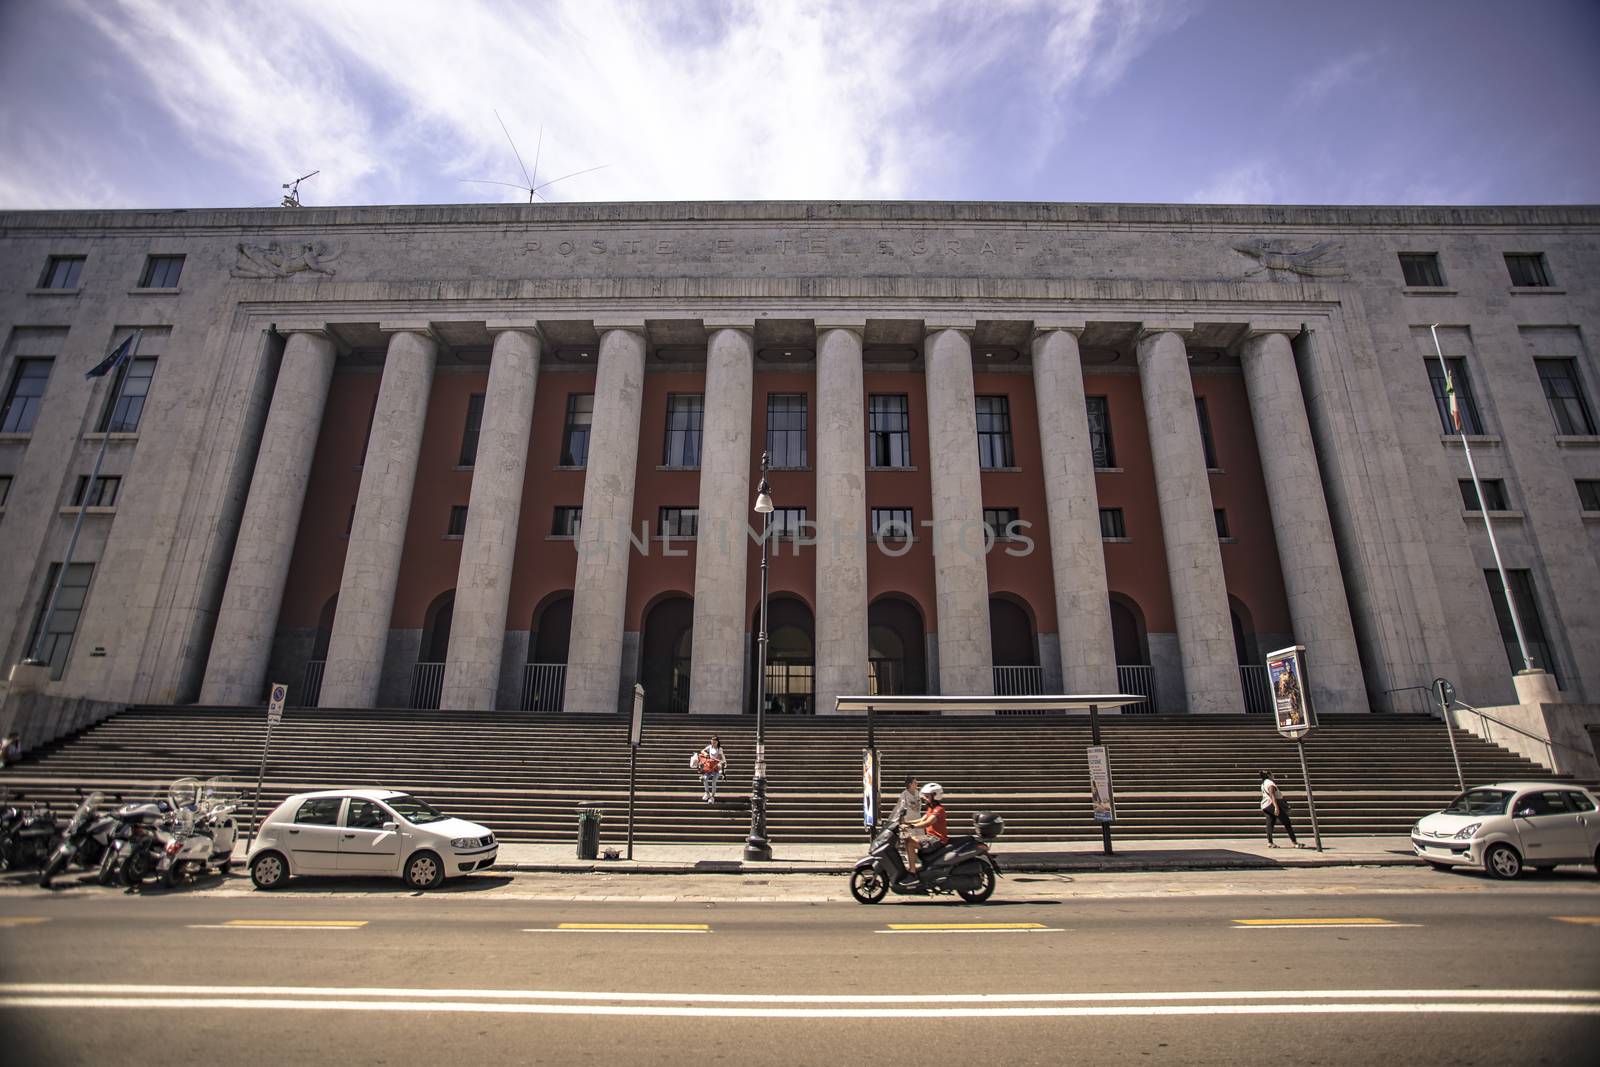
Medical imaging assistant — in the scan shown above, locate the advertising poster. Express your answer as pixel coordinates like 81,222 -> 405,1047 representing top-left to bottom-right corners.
1086,745 -> 1115,824
1267,645 -> 1315,738
861,747 -> 879,829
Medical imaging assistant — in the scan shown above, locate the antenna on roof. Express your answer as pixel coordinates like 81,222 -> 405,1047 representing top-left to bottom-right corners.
461,110 -> 608,203
281,171 -> 319,208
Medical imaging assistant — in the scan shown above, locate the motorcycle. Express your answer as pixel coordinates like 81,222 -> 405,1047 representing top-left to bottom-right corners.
152,778 -> 237,888
849,811 -> 1005,904
0,794 -> 61,872
105,797 -> 169,888
39,791 -> 120,888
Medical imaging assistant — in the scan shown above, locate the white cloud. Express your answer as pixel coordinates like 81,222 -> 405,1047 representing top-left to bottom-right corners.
1186,159 -> 1284,205
1292,45 -> 1385,108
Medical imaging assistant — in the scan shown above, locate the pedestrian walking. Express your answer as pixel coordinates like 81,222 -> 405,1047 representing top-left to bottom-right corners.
693,736 -> 727,803
0,731 -> 19,767
1259,770 -> 1302,848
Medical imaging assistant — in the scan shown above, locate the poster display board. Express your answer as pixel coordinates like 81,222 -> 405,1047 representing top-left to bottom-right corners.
862,747 -> 879,829
1086,745 -> 1115,824
1266,645 -> 1316,739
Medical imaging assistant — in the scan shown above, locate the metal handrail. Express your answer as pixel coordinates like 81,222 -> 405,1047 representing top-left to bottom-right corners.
1451,699 -> 1595,759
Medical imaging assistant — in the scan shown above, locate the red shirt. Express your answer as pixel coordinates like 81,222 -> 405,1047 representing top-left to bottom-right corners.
925,803 -> 948,843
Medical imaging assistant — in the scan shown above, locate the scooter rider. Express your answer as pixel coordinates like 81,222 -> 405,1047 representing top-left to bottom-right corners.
889,775 -> 923,876
902,782 -> 949,878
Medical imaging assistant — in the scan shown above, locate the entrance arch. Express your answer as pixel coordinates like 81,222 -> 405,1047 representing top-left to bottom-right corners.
1231,596 -> 1267,714
641,595 -> 693,713
753,595 -> 814,714
989,595 -> 1040,695
525,593 -> 573,711
411,590 -> 454,709
868,595 -> 926,695
1109,593 -> 1154,713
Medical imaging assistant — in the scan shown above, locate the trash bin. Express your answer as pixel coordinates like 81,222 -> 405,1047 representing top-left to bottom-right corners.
576,804 -> 603,859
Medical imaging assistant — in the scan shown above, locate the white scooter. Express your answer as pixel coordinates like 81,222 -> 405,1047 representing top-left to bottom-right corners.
153,778 -> 238,888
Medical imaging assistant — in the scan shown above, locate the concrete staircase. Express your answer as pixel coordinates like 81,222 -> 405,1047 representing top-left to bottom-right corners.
0,705 -> 1561,844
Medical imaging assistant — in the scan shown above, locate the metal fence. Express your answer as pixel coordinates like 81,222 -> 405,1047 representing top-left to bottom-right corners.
1116,665 -> 1156,714
299,660 -> 325,707
521,663 -> 567,712
410,661 -> 445,710
993,665 -> 1044,696
1240,664 -> 1271,715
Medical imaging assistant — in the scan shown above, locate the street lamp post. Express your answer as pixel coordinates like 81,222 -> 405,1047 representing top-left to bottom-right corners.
745,451 -> 775,861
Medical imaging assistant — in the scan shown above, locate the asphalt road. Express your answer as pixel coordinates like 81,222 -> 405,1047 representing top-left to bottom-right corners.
2,867 -> 1597,1065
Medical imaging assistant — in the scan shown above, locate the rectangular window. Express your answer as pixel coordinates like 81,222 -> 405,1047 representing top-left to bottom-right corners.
1426,358 -> 1485,435
138,255 -> 184,288
457,394 -> 485,466
560,394 -> 593,466
983,506 -> 1019,541
658,506 -> 698,537
1459,479 -> 1509,512
1214,508 -> 1230,538
1099,508 -> 1126,539
39,256 -> 84,289
662,393 -> 704,467
1578,480 -> 1600,511
766,394 -> 808,468
1,358 -> 53,433
26,562 -> 93,680
975,395 -> 1015,469
768,506 -> 807,538
294,797 -> 342,825
344,505 -> 355,538
867,394 -> 911,468
0,474 -> 10,506
1195,397 -> 1218,468
446,505 -> 468,537
1535,359 -> 1597,436
1399,252 -> 1444,287
551,506 -> 582,537
98,357 -> 156,434
1505,253 -> 1552,288
1483,569 -> 1559,685
1086,396 -> 1116,468
871,507 -> 913,537
72,475 -> 120,508
359,394 -> 378,466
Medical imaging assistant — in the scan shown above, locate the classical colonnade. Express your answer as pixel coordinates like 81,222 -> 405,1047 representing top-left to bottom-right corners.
198,319 -> 1367,716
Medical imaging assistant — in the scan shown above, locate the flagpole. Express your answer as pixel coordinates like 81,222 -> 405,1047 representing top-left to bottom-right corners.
25,329 -> 143,668
1428,324 -> 1534,672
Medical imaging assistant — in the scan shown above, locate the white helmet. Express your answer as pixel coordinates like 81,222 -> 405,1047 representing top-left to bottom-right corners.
919,782 -> 944,802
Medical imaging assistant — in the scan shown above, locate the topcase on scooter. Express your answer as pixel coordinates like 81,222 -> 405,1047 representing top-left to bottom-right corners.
973,812 -> 1005,840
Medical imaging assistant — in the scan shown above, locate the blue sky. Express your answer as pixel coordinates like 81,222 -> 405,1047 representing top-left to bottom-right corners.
0,0 -> 1596,209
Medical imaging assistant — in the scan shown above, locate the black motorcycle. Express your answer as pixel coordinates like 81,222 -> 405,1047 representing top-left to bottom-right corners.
39,792 -> 119,888
850,812 -> 1004,904
0,795 -> 60,872
100,800 -> 168,888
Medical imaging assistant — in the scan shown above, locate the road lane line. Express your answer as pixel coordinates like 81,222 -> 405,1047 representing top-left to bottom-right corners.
556,923 -> 709,930
1233,918 -> 1417,929
185,920 -> 368,930
0,918 -> 49,927
886,923 -> 1048,930
1552,916 -> 1600,925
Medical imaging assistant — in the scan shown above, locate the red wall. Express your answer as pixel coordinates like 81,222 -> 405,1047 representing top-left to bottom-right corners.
507,369 -> 592,631
862,371 -> 937,630
975,370 -> 1056,634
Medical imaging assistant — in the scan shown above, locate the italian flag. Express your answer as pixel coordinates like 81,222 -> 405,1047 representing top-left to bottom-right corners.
1445,370 -> 1461,432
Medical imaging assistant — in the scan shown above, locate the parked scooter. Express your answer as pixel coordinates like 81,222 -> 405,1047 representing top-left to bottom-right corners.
0,794 -> 61,872
105,797 -> 169,888
152,778 -> 237,888
849,810 -> 1005,904
39,791 -> 120,888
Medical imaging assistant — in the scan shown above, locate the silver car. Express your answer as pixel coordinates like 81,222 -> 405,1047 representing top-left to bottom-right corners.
1411,781 -> 1600,879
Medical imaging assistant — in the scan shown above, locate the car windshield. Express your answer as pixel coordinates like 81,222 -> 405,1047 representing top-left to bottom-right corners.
386,795 -> 448,824
1442,789 -> 1513,816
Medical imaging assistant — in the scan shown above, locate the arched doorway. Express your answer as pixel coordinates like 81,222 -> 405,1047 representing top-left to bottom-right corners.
641,595 -> 693,713
989,595 -> 1041,695
412,590 -> 454,709
1231,596 -> 1267,714
753,595 -> 814,714
868,596 -> 926,695
1109,593 -> 1154,713
526,593 -> 572,711
301,594 -> 337,706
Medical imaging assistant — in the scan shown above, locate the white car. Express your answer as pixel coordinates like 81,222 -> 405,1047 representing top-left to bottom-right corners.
1411,781 -> 1600,879
247,789 -> 497,890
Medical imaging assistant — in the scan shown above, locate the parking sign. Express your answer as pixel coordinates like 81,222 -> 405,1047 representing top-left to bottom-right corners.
267,683 -> 287,726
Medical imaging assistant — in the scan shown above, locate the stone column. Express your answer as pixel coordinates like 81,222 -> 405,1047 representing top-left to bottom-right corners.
1241,329 -> 1367,714
924,325 -> 993,694
1136,329 -> 1238,713
441,327 -> 542,710
562,325 -> 647,714
319,328 -> 438,708
1031,325 -> 1118,694
689,326 -> 754,715
814,324 -> 869,714
200,329 -> 338,705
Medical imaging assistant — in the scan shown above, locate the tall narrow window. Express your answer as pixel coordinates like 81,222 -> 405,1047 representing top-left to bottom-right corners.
26,562 -> 94,679
1535,359 -> 1596,436
1483,569 -> 1559,685
1213,508 -> 1230,538
1086,396 -> 1116,468
1426,358 -> 1485,435
551,506 -> 582,537
975,395 -> 1014,469
983,507 -> 1019,541
1,359 -> 52,433
767,394 -> 808,467
72,475 -> 120,507
1099,508 -> 1126,539
1398,253 -> 1444,287
662,394 -> 704,467
560,394 -> 593,466
458,394 -> 485,466
768,506 -> 807,538
867,394 -> 911,468
39,256 -> 84,289
1195,397 -> 1218,468
139,255 -> 185,288
0,474 -> 11,507
1576,480 -> 1600,511
446,505 -> 468,537
359,394 -> 378,466
871,507 -> 913,537
658,506 -> 698,537
99,357 -> 156,433
1505,253 -> 1552,288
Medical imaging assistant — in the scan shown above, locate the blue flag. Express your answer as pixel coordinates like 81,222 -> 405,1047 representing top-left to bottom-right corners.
85,332 -> 138,380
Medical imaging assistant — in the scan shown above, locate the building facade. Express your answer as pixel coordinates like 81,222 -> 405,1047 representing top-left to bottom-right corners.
0,201 -> 1597,719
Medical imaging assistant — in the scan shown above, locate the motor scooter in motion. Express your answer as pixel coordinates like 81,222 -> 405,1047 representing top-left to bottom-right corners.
39,791 -> 119,888
849,812 -> 1005,904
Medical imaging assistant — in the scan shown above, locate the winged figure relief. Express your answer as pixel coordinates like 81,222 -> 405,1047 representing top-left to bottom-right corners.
1231,238 -> 1347,278
231,241 -> 343,279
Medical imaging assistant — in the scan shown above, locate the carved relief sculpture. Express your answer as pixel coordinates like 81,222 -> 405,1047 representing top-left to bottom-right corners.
231,241 -> 342,279
1232,238 -> 1346,278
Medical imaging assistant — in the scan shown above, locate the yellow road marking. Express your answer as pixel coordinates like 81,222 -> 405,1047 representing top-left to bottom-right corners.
0,918 -> 49,927
556,923 -> 709,931
886,922 -> 1047,931
1553,916 -> 1600,925
222,920 -> 368,928
1235,918 -> 1396,927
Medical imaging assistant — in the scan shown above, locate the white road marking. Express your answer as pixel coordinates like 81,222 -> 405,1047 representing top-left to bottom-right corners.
1232,923 -> 1422,930
874,928 -> 1065,934
522,929 -> 707,934
186,925 -> 364,931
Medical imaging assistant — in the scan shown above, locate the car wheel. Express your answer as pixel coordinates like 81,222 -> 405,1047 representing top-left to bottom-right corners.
404,850 -> 445,890
250,851 -> 289,890
1484,843 -> 1522,880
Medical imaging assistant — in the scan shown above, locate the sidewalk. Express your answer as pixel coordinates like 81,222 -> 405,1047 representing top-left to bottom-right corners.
494,835 -> 1420,874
